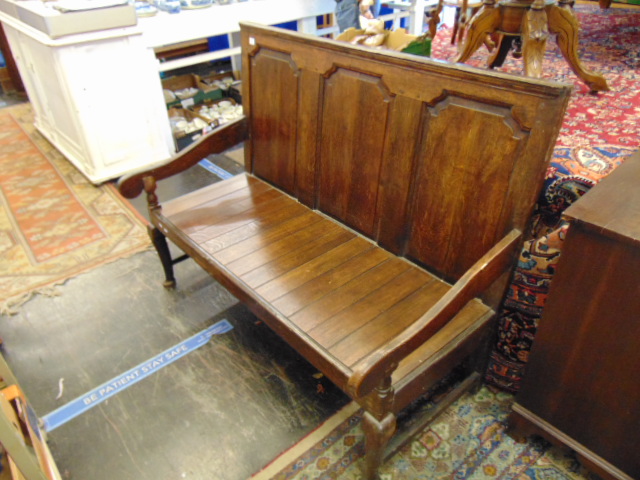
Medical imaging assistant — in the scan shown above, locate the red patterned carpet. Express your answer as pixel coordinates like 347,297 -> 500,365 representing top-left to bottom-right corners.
0,104 -> 151,313
429,4 -> 640,391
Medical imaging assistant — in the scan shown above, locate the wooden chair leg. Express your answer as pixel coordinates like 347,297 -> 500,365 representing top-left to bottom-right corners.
360,375 -> 396,480
362,411 -> 396,480
148,225 -> 177,288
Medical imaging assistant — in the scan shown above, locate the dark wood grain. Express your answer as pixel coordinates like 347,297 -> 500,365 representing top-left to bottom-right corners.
316,69 -> 390,236
289,260 -> 411,328
239,229 -> 355,289
249,49 -> 299,195
254,237 -> 373,302
306,268 -> 437,344
270,247 -> 392,317
208,211 -> 321,261
196,196 -> 308,246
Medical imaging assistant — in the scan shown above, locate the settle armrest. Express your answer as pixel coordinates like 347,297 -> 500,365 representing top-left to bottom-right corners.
347,229 -> 523,398
117,117 -> 248,200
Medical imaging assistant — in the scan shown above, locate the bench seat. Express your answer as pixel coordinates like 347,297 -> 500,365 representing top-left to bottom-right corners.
157,173 -> 493,402
119,22 -> 572,478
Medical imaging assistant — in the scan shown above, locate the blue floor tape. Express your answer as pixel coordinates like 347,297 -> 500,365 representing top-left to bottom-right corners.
198,158 -> 235,180
41,319 -> 234,432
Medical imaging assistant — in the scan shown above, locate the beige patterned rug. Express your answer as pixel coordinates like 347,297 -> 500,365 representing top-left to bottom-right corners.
253,385 -> 599,480
0,103 -> 151,314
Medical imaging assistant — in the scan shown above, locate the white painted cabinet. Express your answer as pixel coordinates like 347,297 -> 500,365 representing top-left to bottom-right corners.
1,20 -> 173,184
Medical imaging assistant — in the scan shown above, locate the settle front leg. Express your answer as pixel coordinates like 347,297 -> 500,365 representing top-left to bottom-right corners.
362,412 -> 396,480
361,376 -> 396,480
548,1 -> 609,91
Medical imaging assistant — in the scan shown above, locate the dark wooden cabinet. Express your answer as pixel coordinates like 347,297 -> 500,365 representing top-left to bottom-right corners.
509,151 -> 640,480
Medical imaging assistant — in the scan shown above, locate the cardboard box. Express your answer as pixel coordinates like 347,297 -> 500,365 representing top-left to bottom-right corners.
197,71 -> 236,94
189,97 -> 243,129
162,73 -> 222,108
167,107 -> 213,150
336,28 -> 431,56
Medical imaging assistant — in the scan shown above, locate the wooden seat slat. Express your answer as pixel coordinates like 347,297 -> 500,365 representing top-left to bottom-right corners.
168,183 -> 280,237
306,268 -> 437,343
270,247 -> 394,317
165,175 -> 270,222
289,260 -> 413,328
199,207 -> 311,256
160,173 -> 251,217
254,237 -> 374,302
239,228 -> 357,289
215,214 -> 334,266
209,211 -> 322,263
224,220 -> 348,276
196,197 -> 310,247
328,281 -> 452,366
171,193 -> 289,245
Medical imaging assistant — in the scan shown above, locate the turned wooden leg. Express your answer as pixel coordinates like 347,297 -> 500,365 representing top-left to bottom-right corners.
521,0 -> 549,78
548,2 -> 609,91
148,225 -> 176,289
362,411 -> 396,480
359,375 -> 397,480
453,0 -> 501,64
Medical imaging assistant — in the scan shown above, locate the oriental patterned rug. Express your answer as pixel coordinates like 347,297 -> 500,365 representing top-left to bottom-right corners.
252,385 -> 599,480
0,103 -> 150,314
428,4 -> 640,392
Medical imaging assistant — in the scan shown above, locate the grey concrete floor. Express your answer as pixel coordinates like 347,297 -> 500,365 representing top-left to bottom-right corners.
0,154 -> 348,480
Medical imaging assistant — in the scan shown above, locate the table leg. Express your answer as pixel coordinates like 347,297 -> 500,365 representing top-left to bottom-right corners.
547,2 -> 609,91
521,0 -> 549,78
453,0 -> 501,63
488,34 -> 514,68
